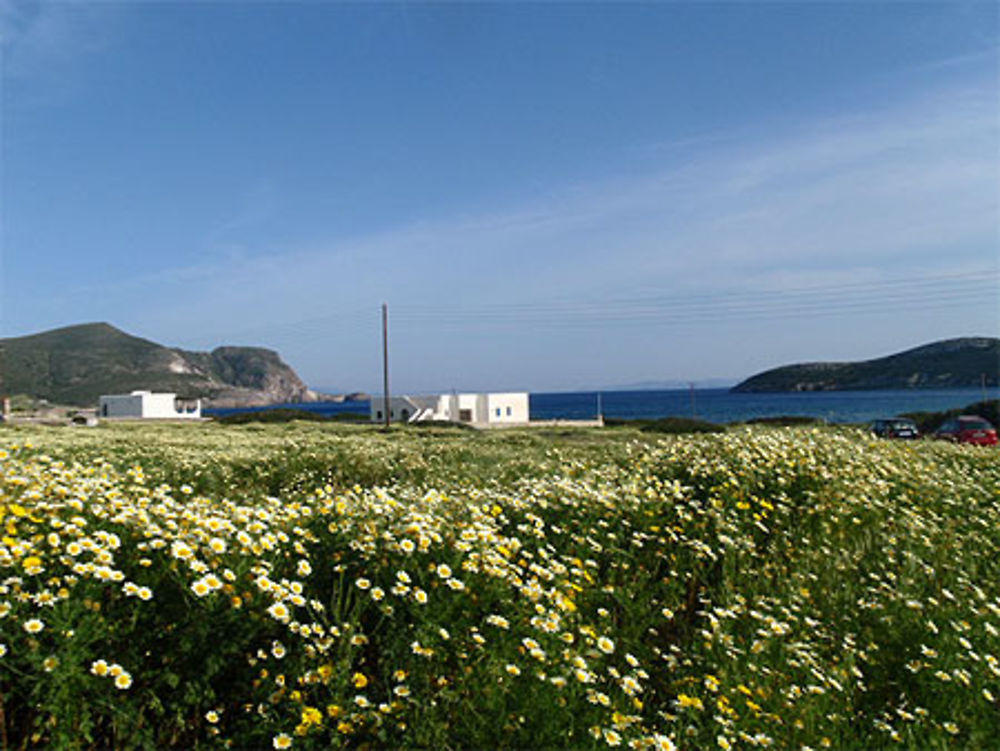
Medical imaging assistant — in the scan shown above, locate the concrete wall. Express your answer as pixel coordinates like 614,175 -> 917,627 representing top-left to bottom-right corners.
99,393 -> 145,418
370,392 -> 530,425
142,392 -> 201,419
99,391 -> 201,420
370,396 -> 434,423
483,392 -> 530,424
431,393 -> 502,423
458,394 -> 481,422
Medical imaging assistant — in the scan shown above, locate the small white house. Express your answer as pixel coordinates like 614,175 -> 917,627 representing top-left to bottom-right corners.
370,392 -> 529,426
99,391 -> 202,420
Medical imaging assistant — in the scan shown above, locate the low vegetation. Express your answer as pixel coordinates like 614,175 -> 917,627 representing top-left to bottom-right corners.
215,410 -> 368,426
901,399 -> 999,435
1,422 -> 997,749
741,416 -> 825,427
604,416 -> 726,434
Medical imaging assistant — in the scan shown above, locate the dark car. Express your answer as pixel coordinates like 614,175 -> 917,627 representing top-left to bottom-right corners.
932,416 -> 998,446
869,418 -> 920,440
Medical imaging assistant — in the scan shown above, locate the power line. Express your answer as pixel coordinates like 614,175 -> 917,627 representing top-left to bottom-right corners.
390,272 -> 999,328
393,270 -> 996,316
167,270 -> 1000,345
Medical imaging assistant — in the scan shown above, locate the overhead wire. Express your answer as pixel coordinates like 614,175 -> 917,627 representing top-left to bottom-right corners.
391,270 -> 999,328
176,269 -> 999,343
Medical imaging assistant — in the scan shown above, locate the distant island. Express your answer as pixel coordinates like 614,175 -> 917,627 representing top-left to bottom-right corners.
732,337 -> 999,393
605,378 -> 737,391
0,322 -> 356,408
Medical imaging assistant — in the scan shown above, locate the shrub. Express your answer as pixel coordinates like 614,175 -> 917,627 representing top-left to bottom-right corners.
743,415 -> 825,426
216,409 -> 338,425
604,416 -> 725,433
408,419 -> 476,430
639,416 -> 726,434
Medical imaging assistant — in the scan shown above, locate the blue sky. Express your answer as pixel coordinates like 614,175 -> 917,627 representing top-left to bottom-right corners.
2,1 -> 997,393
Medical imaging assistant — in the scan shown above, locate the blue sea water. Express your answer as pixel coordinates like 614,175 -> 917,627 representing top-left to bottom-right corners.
205,387 -> 997,425
530,387 -> 997,424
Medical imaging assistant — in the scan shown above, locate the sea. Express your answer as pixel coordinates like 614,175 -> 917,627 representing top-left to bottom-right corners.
204,387 -> 998,425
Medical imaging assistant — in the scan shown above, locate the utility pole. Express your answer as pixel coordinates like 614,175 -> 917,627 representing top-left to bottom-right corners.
0,345 -> 7,422
381,303 -> 390,430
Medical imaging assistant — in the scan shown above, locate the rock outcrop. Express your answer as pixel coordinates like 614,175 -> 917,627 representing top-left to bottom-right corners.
0,322 -> 324,407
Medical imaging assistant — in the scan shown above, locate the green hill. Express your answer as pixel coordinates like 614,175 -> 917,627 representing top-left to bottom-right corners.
732,337 -> 999,393
0,322 -> 317,407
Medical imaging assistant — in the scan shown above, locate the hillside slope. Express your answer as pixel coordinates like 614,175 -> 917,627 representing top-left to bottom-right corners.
732,337 -> 999,393
0,323 -> 318,407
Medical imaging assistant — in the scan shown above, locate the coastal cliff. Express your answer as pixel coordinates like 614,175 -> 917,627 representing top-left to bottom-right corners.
0,322 -> 328,407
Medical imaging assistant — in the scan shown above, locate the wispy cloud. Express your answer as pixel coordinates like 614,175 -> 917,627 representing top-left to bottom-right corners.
1,0 -> 117,103
10,71 -> 997,388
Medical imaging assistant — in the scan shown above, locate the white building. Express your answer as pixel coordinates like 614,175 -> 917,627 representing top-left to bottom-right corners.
99,391 -> 202,420
370,392 -> 529,427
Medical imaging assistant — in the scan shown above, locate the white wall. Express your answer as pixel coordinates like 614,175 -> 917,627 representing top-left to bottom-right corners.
99,391 -> 201,420
440,393 -> 487,423
458,393 -> 481,422
484,392 -> 530,423
369,396 -> 432,423
369,396 -> 398,422
142,393 -> 201,419
371,392 -> 530,425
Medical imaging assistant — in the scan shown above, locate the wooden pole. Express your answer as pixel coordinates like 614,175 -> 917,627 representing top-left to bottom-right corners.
382,304 -> 390,429
0,345 -> 6,422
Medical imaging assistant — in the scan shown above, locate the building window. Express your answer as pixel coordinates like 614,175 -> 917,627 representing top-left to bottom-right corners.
459,409 -> 472,422
376,410 -> 383,420
506,406 -> 512,416
401,409 -> 410,420
496,408 -> 501,417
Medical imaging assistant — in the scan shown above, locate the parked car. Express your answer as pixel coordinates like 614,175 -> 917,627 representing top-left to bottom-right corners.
869,417 -> 920,440
932,416 -> 998,446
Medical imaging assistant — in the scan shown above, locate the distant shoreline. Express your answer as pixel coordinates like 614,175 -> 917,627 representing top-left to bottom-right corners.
204,386 -> 998,426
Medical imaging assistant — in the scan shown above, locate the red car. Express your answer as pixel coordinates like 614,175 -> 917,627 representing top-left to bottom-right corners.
932,416 -> 998,446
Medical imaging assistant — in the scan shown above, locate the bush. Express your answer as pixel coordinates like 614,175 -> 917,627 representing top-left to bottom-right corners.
743,415 -> 825,427
327,412 -> 370,423
408,419 -> 476,430
215,409 -> 369,425
604,416 -> 725,433
639,416 -> 726,434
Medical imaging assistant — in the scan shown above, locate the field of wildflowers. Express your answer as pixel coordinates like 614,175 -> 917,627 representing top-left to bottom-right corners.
1,421 -> 998,750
